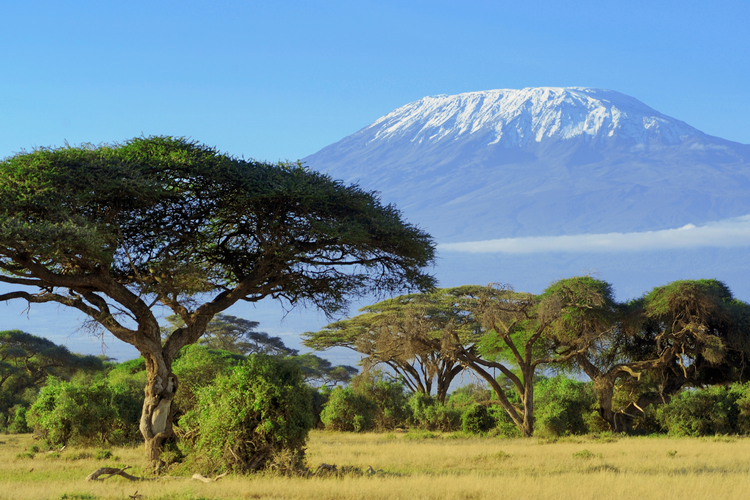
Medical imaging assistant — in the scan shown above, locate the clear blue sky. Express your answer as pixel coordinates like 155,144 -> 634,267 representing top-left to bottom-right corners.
2,0 -> 749,164
2,0 -> 749,359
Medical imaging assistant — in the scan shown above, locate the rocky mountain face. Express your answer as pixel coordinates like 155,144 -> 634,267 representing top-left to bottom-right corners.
304,87 -> 750,242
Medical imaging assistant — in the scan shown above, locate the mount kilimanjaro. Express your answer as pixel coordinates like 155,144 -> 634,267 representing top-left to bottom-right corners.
304,87 -> 750,243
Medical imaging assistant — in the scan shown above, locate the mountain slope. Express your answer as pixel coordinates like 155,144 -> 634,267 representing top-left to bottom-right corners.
304,87 -> 750,242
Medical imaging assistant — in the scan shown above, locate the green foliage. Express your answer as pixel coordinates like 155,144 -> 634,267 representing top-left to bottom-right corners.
461,403 -> 495,434
572,449 -> 601,459
7,405 -> 31,434
0,330 -> 103,418
172,345 -> 244,415
656,383 -> 750,436
0,137 -> 436,317
94,449 -> 113,460
407,393 -> 461,432
186,354 -> 314,474
534,376 -> 597,437
351,371 -> 411,430
162,314 -> 296,356
27,375 -> 142,446
320,387 -> 377,432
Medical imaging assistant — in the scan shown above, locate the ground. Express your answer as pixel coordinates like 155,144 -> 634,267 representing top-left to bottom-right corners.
1,430 -> 748,499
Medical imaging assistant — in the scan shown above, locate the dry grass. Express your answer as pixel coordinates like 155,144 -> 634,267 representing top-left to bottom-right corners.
1,431 -> 749,499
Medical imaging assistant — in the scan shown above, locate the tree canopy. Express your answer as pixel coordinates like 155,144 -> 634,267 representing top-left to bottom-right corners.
0,136 -> 436,465
304,288 -> 474,401
577,279 -> 750,430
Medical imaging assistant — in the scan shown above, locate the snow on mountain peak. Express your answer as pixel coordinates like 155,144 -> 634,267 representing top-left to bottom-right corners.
366,87 -> 701,148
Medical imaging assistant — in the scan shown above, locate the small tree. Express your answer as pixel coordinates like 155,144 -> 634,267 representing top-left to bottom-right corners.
320,387 -> 377,432
0,137 -> 435,465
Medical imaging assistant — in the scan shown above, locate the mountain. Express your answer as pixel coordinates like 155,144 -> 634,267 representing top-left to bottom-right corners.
304,87 -> 750,242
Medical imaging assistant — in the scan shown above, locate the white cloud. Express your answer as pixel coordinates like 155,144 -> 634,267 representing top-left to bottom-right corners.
438,215 -> 750,254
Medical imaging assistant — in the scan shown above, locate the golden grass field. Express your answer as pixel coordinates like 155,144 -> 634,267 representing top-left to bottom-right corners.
1,430 -> 749,500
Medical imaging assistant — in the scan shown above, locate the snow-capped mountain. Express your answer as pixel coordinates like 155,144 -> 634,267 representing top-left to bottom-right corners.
366,87 -> 700,147
304,87 -> 750,242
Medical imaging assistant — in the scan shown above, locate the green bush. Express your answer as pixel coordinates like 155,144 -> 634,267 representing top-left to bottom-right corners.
186,354 -> 314,474
657,383 -> 750,436
310,388 -> 330,429
351,371 -> 411,430
320,387 -> 377,432
461,403 -> 495,434
534,376 -> 596,437
486,404 -> 521,437
7,405 -> 31,434
407,393 -> 461,431
172,345 -> 244,415
27,376 -> 142,446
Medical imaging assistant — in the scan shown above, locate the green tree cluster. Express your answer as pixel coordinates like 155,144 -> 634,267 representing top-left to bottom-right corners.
308,278 -> 750,437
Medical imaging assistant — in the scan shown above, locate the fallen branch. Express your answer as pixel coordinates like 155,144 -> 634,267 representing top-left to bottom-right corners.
86,466 -> 150,482
191,472 -> 230,483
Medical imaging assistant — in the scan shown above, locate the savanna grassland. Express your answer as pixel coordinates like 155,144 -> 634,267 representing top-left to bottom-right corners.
1,431 -> 748,500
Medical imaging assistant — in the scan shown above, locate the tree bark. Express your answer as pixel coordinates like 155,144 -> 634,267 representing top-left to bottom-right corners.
139,350 -> 178,468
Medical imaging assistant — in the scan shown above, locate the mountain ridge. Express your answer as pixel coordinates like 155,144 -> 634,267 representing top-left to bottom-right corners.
304,87 -> 750,242
364,87 -> 704,148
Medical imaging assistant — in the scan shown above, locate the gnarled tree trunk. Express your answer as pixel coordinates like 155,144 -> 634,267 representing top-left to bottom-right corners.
139,350 -> 179,467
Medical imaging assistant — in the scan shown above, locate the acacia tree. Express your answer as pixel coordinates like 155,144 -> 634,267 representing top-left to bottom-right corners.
304,289 -> 470,402
0,137 -> 435,465
575,279 -> 750,431
162,313 -> 295,356
164,313 -> 358,387
430,278 -> 615,437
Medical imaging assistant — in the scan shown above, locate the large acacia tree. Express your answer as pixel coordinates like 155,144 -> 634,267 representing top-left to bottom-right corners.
0,137 -> 435,465
431,278 -> 615,436
575,279 -> 750,431
304,289 -> 472,402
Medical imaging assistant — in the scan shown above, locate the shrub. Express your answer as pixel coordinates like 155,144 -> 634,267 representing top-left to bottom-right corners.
351,371 -> 411,430
461,403 -> 495,434
408,393 -> 461,431
448,383 -> 492,408
320,387 -> 377,432
27,376 -> 142,446
486,404 -> 521,437
172,345 -> 244,415
534,376 -> 596,437
187,354 -> 314,474
7,405 -> 31,434
657,383 -> 749,436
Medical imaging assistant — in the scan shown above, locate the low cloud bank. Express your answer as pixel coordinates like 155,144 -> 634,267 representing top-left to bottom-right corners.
438,215 -> 750,254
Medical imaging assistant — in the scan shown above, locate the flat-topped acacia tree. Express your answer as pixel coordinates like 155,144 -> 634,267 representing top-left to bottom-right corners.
0,137 -> 436,465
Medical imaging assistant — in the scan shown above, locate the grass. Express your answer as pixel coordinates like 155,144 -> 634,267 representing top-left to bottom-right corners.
1,431 -> 750,499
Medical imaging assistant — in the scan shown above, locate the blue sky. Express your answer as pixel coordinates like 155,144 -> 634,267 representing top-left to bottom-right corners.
3,0 -> 749,164
2,1 -> 749,359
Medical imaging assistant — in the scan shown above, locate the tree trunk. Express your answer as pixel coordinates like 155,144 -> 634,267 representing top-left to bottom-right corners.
591,376 -> 620,431
520,368 -> 534,437
139,350 -> 178,469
